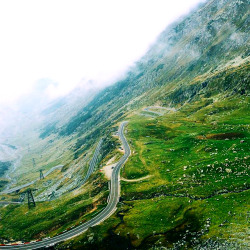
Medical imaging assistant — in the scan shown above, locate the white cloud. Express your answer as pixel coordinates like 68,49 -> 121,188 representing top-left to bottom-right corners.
0,0 -> 205,105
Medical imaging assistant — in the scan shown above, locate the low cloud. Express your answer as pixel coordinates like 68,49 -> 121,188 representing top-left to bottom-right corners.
0,0 -> 205,105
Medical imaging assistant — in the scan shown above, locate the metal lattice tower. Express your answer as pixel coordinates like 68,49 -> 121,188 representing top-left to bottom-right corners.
27,189 -> 36,209
39,169 -> 44,180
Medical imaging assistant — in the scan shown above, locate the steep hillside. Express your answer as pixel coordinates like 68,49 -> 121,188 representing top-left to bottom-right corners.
0,0 -> 249,249
57,0 -> 249,140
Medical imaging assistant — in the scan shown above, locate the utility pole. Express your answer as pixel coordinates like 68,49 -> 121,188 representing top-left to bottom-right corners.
39,169 -> 44,180
27,189 -> 36,209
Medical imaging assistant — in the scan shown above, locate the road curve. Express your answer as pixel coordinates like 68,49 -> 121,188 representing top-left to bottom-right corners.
0,201 -> 21,205
73,138 -> 103,190
143,106 -> 177,116
1,121 -> 130,249
0,165 -> 64,195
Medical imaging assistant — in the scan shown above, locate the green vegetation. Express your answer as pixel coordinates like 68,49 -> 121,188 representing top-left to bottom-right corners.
0,161 -> 11,191
119,93 -> 249,248
0,0 -> 249,248
0,180 -> 9,192
57,88 -> 249,249
39,123 -> 57,139
0,161 -> 11,178
0,173 -> 108,242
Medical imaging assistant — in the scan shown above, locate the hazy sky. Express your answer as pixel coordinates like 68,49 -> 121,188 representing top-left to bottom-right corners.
0,0 -> 205,105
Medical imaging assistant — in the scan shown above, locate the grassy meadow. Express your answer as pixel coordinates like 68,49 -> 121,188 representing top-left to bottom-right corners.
56,94 -> 249,249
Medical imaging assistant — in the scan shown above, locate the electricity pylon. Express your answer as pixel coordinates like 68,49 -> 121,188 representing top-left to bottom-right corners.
39,169 -> 44,180
27,189 -> 36,209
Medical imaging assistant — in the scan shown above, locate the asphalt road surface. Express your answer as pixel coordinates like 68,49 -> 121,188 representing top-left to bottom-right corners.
0,165 -> 64,195
0,121 -> 130,249
73,138 -> 103,190
0,201 -> 21,205
143,106 -> 177,116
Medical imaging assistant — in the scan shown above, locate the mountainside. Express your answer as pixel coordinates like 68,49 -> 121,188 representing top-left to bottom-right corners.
57,0 -> 249,137
0,0 -> 249,249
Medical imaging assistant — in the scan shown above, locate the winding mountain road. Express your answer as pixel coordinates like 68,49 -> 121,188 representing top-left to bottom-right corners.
0,165 -> 64,195
1,121 -> 130,249
73,138 -> 103,190
143,106 -> 176,116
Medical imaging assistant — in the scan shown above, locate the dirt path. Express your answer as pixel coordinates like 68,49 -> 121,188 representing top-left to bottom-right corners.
121,175 -> 151,182
102,163 -> 116,180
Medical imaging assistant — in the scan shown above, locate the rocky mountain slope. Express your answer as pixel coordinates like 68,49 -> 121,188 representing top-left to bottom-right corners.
0,0 -> 249,248
56,0 -> 249,139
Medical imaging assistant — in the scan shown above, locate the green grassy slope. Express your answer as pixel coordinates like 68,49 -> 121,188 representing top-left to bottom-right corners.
0,173 -> 109,242
0,0 -> 249,248
56,62 -> 249,249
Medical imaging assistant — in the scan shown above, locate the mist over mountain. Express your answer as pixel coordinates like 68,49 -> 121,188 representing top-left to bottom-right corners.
0,0 -> 249,249
53,0 -> 249,138
0,77 -> 104,143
